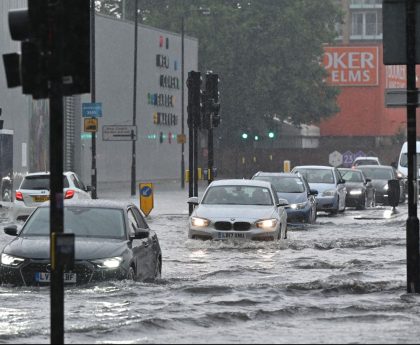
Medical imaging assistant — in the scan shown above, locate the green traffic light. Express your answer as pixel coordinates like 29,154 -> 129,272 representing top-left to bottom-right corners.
268,131 -> 275,139
241,133 -> 248,139
254,135 -> 259,141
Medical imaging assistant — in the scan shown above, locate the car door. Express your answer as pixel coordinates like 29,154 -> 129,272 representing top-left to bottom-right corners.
127,206 -> 156,280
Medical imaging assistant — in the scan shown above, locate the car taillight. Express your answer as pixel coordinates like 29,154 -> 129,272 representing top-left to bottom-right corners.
65,190 -> 75,199
15,191 -> 23,201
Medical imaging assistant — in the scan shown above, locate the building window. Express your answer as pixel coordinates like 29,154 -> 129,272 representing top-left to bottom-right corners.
350,0 -> 382,9
350,10 -> 382,39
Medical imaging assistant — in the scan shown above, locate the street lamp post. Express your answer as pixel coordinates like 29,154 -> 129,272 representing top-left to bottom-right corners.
131,0 -> 139,196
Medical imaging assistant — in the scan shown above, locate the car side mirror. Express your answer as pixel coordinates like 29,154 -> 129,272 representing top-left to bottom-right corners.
85,185 -> 92,192
309,189 -> 318,196
338,179 -> 346,184
131,228 -> 149,240
277,198 -> 289,207
365,178 -> 372,183
187,197 -> 199,205
4,224 -> 18,236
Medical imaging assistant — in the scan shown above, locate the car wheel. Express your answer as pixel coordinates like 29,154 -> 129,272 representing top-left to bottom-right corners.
127,266 -> 136,281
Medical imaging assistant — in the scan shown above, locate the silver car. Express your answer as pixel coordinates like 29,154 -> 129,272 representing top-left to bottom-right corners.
188,179 -> 288,241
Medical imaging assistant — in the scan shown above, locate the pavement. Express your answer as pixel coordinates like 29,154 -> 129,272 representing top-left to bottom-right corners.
96,179 -> 208,216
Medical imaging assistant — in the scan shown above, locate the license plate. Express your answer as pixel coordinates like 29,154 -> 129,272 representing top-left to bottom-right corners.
35,272 -> 76,283
33,195 -> 49,202
217,232 -> 246,239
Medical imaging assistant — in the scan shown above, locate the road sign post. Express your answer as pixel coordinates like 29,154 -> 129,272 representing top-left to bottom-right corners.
139,183 -> 154,216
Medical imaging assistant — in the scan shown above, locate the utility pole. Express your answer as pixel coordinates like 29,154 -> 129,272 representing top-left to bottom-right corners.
181,14 -> 186,189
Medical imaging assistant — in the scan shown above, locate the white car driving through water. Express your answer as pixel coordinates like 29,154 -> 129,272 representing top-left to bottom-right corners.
188,179 -> 288,241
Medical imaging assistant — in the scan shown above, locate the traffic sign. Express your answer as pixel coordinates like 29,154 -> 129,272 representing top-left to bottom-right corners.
84,118 -> 98,132
82,102 -> 102,117
329,151 -> 343,167
102,125 -> 137,141
177,134 -> 186,144
342,150 -> 354,167
139,183 -> 154,216
385,89 -> 420,107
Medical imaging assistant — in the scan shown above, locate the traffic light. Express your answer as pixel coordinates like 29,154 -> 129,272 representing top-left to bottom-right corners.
187,71 -> 202,128
3,0 -> 90,98
254,135 -> 260,141
241,132 -> 249,140
268,131 -> 275,139
202,72 -> 221,129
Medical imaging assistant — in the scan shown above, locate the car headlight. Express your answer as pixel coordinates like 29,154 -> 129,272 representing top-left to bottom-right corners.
349,189 -> 363,195
322,189 -> 336,197
384,184 -> 389,191
92,256 -> 123,269
1,253 -> 25,267
290,202 -> 308,210
191,217 -> 210,227
256,219 -> 278,229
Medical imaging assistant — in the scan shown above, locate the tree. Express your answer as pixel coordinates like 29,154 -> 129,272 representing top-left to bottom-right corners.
97,0 -> 342,144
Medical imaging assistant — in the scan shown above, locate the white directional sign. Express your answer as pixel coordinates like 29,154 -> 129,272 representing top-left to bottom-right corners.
329,151 -> 343,167
102,125 -> 137,141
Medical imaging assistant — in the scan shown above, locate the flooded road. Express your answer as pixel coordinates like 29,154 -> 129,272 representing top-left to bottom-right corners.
0,193 -> 419,344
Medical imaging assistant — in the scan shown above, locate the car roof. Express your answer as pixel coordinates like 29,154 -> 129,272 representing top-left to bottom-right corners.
23,171 -> 76,177
209,179 -> 273,188
254,172 -> 301,178
38,199 -> 135,209
357,165 -> 392,169
293,165 -> 334,170
354,156 -> 379,161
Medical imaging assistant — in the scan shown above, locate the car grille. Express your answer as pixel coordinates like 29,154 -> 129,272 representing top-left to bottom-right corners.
215,221 -> 251,231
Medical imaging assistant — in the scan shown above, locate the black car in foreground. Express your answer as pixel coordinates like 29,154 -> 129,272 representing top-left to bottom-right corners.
0,200 -> 162,286
338,168 -> 376,209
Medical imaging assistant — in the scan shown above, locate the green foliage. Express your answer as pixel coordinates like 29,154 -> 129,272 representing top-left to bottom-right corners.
97,0 -> 342,144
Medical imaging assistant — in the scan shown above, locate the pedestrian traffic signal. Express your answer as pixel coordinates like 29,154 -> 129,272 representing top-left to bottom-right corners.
3,0 -> 90,98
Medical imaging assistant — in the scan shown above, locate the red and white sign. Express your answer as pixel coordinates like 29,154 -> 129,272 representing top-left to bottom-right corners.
323,46 -> 379,86
385,65 -> 406,89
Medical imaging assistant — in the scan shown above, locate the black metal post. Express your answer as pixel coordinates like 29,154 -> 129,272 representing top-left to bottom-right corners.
405,0 -> 420,293
208,126 -> 214,185
193,117 -> 198,199
181,15 -> 185,189
131,0 -> 138,196
188,90 -> 194,215
49,7 -> 65,340
90,0 -> 97,199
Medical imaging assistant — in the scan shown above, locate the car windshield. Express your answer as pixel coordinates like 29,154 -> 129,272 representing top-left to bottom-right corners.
359,168 -> 393,180
295,169 -> 334,184
254,176 -> 305,193
21,175 -> 70,190
399,153 -> 420,168
21,207 -> 126,239
202,185 -> 273,205
340,170 -> 364,182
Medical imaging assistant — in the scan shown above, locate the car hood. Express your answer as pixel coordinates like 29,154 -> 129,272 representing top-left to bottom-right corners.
3,236 -> 128,260
307,183 -> 336,193
194,204 -> 277,221
277,192 -> 307,204
370,179 -> 388,189
344,182 -> 365,190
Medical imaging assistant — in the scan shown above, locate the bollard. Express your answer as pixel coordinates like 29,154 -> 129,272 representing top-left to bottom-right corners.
284,160 -> 291,173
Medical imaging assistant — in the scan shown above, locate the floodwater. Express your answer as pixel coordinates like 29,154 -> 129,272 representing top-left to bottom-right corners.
0,189 -> 419,344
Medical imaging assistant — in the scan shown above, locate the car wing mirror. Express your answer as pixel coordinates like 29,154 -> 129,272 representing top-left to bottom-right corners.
309,189 -> 318,196
132,228 -> 149,240
365,178 -> 372,183
187,196 -> 199,205
4,224 -> 18,236
277,198 -> 289,207
85,185 -> 92,192
339,179 -> 346,184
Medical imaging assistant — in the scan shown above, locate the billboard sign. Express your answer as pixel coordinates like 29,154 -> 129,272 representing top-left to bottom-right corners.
323,46 -> 379,86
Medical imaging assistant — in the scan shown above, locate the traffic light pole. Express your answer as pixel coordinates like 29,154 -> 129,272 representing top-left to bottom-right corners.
405,0 -> 420,293
208,126 -> 214,185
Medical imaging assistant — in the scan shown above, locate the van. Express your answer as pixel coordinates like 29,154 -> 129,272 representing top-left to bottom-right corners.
397,141 -> 420,177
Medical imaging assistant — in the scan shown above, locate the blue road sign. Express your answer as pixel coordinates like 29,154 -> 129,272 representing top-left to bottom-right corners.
141,186 -> 153,197
82,103 -> 102,117
342,150 -> 354,167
